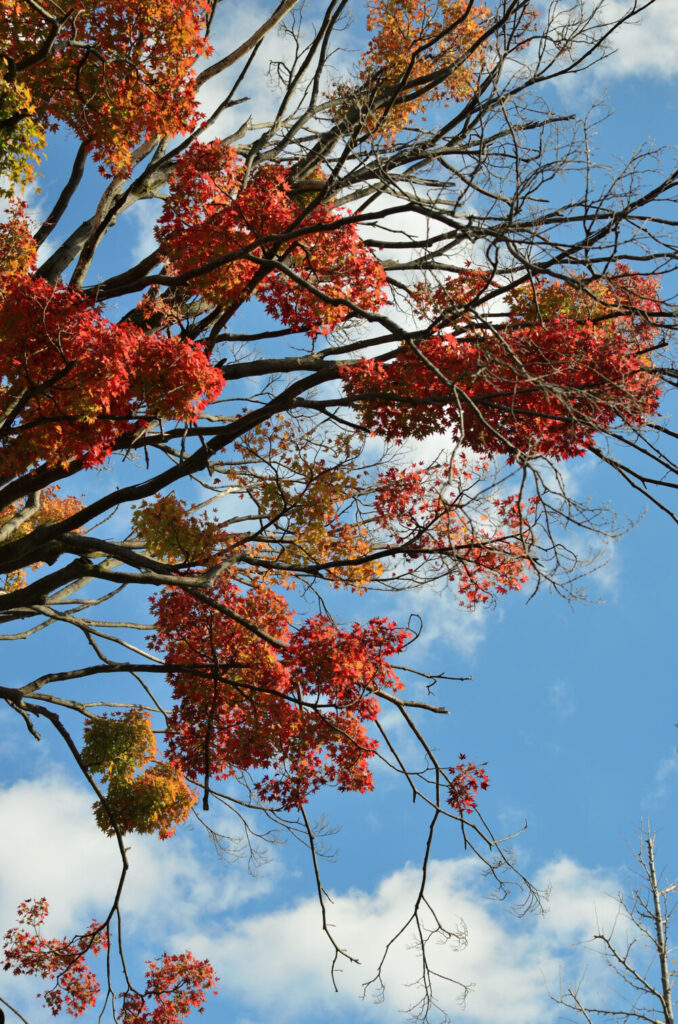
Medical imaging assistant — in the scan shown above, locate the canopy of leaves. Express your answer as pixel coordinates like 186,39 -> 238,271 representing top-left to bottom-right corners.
0,0 -> 212,173
0,0 -> 674,1020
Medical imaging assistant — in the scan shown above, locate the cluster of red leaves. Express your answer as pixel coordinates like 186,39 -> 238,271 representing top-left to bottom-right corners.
354,0 -> 491,135
1,0 -> 212,174
150,578 -> 408,809
2,898 -> 106,1017
341,268 -> 662,460
82,710 -> 197,839
120,953 -> 217,1024
261,614 -> 406,804
374,460 -> 534,603
0,200 -> 37,275
447,755 -> 489,813
0,273 -> 224,481
134,285 -> 183,330
3,901 -> 216,1021
156,141 -> 387,335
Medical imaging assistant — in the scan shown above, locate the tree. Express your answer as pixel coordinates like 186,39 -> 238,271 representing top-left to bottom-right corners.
0,0 -> 676,1021
556,826 -> 676,1024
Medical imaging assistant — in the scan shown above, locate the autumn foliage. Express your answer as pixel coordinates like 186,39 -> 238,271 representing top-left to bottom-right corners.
341,268 -> 662,459
374,459 -> 535,603
3,899 -> 106,1017
0,0 -> 671,1019
150,578 -> 408,810
447,755 -> 490,813
156,141 -> 388,334
82,710 -> 197,839
354,0 -> 491,134
3,899 -> 216,1021
0,484 -> 84,590
0,271 -> 223,481
119,953 -> 218,1024
0,0 -> 212,173
0,75 -> 44,192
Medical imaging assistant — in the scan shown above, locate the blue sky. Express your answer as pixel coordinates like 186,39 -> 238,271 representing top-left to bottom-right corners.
1,1 -> 677,1023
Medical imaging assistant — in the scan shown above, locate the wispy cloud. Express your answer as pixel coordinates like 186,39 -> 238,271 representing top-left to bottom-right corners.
649,750 -> 678,803
549,680 -> 576,719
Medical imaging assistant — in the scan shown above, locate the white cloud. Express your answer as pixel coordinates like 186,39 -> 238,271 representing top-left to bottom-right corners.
398,585 -> 489,658
649,751 -> 678,803
0,772 -> 632,1024
0,774 -> 118,933
172,855 -> 622,1024
0,773 -> 278,939
130,197 -> 163,263
532,856 -> 620,939
596,0 -> 678,78
197,3 -> 353,145
544,0 -> 678,93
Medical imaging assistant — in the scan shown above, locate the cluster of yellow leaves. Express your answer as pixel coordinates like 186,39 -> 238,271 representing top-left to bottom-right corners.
0,70 -> 44,194
292,166 -> 329,207
81,710 -> 197,839
132,493 -> 231,566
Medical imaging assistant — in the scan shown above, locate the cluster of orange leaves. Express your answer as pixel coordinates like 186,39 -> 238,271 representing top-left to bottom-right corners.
81,710 -> 197,839
341,267 -> 662,459
156,141 -> 388,335
0,485 -> 84,591
332,0 -> 490,137
226,418 -> 383,591
0,0 -> 212,174
3,899 -> 216,1021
